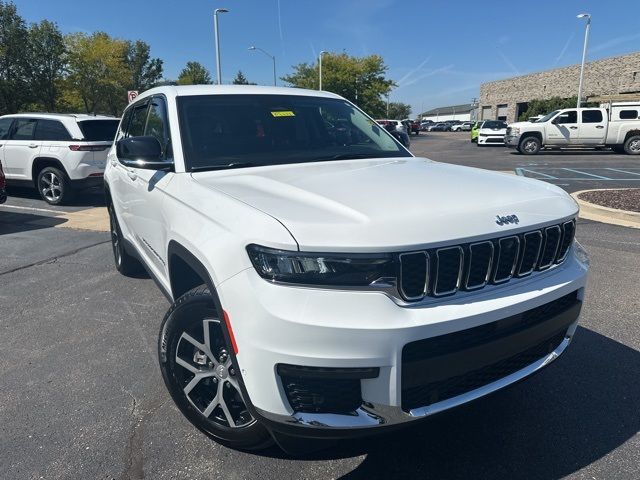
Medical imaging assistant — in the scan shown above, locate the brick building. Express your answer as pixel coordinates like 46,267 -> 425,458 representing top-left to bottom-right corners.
479,51 -> 640,123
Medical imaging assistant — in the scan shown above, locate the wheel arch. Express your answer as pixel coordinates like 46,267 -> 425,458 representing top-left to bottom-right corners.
520,131 -> 543,143
167,240 -> 217,302
31,157 -> 68,185
623,129 -> 640,142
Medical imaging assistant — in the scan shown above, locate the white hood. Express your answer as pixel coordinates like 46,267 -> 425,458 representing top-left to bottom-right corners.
191,157 -> 577,252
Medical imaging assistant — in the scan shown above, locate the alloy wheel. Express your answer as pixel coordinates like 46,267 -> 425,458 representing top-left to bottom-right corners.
40,172 -> 62,202
629,139 -> 640,153
523,140 -> 538,153
109,209 -> 122,267
174,318 -> 253,428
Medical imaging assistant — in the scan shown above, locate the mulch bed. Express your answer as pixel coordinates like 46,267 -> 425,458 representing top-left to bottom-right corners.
578,189 -> 640,213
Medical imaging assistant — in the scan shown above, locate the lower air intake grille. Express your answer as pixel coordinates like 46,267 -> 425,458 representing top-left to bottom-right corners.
401,291 -> 581,411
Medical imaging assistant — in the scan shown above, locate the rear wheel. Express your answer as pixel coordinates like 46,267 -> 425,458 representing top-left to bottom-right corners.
623,135 -> 640,155
159,285 -> 273,450
519,136 -> 541,155
37,166 -> 73,205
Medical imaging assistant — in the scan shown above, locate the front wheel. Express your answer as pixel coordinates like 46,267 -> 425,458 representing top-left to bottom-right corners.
519,136 -> 541,155
624,135 -> 640,155
159,286 -> 273,450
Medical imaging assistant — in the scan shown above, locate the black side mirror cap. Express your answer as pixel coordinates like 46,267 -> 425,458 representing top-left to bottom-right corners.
116,136 -> 174,171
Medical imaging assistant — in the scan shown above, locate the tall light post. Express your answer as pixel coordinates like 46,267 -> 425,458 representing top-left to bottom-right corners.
318,51 -> 327,90
214,8 -> 229,85
576,13 -> 592,108
248,46 -> 276,86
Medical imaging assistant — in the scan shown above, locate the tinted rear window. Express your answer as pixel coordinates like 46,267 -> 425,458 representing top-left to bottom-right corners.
78,120 -> 119,141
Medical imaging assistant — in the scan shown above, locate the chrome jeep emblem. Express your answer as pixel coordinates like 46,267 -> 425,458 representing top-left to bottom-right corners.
495,214 -> 519,226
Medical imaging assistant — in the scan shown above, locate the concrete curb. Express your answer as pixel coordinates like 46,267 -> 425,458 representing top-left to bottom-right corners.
571,188 -> 640,229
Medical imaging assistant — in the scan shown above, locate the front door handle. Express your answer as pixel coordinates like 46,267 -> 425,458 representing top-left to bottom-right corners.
595,125 -> 605,129
127,170 -> 137,181
569,126 -> 578,130
28,143 -> 38,148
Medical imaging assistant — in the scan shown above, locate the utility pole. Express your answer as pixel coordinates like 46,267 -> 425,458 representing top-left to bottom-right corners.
214,8 -> 229,85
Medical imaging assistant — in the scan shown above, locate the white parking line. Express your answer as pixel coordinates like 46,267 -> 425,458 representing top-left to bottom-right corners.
560,168 -> 611,180
0,204 -> 63,215
605,168 -> 640,177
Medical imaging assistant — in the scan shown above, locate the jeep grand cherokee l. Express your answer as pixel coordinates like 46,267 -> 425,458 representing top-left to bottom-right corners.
104,85 -> 589,451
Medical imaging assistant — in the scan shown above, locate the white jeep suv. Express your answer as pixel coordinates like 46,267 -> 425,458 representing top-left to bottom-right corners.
0,113 -> 119,204
104,85 -> 589,452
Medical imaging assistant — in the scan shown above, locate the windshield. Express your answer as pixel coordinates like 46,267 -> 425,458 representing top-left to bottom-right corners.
481,121 -> 507,129
78,119 -> 119,141
536,110 -> 560,123
177,94 -> 408,171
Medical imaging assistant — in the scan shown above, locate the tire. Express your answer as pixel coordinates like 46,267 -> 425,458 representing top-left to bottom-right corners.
108,203 -> 145,276
623,135 -> 640,155
519,136 -> 541,155
36,166 -> 74,205
159,285 -> 273,450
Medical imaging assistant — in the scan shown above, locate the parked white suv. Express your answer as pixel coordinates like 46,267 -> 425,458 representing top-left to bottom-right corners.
105,85 -> 589,452
0,113 -> 119,204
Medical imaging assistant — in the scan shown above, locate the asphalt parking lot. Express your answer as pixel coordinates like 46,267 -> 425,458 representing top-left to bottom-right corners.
1,135 -> 639,479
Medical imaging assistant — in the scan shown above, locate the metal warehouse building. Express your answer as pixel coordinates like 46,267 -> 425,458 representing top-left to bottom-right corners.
480,51 -> 640,123
419,103 -> 473,122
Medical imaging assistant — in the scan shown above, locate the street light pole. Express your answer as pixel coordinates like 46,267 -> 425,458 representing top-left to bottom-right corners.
249,46 -> 277,86
576,13 -> 592,108
214,8 -> 229,85
318,51 -> 327,90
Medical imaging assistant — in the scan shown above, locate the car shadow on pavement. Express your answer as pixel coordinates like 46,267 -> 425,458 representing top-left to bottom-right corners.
0,211 -> 68,234
6,186 -> 106,207
260,326 -> 639,479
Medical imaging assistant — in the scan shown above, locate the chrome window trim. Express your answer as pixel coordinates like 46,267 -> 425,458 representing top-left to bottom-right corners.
433,246 -> 464,297
398,251 -> 429,301
538,225 -> 562,270
464,241 -> 494,290
493,235 -> 520,284
555,220 -> 575,263
517,230 -> 543,277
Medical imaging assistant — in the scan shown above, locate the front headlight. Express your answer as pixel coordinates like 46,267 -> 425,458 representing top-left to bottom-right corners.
246,244 -> 395,286
511,127 -> 520,135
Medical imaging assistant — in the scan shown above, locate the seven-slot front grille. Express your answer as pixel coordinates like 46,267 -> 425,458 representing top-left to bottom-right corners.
398,220 -> 576,301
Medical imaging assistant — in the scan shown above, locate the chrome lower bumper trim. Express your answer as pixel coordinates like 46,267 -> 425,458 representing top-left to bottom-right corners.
257,334 -> 573,431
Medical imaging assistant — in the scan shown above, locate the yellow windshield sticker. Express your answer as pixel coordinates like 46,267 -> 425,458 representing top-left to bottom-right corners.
271,110 -> 295,117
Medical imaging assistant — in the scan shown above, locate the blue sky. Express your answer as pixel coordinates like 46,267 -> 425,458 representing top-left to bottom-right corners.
14,0 -> 640,115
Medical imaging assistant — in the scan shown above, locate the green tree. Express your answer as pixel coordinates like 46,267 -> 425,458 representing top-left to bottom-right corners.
64,32 -> 130,115
387,102 -> 411,119
177,61 -> 212,85
232,70 -> 255,85
126,40 -> 163,91
0,1 -> 29,113
27,20 -> 65,111
282,53 -> 394,117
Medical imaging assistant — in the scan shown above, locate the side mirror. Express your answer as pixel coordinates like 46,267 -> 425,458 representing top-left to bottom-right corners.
116,136 -> 173,171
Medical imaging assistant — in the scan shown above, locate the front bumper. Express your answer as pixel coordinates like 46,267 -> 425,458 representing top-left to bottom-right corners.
217,244 -> 588,438
505,134 -> 521,148
478,134 -> 506,145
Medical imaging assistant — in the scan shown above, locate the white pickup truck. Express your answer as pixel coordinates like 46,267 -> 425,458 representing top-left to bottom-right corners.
505,102 -> 640,155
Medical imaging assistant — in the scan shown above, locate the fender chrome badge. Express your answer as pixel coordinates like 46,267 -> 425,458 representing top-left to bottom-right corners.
496,214 -> 519,226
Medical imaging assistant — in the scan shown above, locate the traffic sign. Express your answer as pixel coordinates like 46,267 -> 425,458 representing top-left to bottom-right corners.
127,90 -> 139,103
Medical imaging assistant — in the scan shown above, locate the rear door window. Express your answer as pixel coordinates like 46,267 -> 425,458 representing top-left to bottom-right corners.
78,120 -> 119,141
10,119 -> 37,140
34,119 -> 72,141
581,110 -> 603,123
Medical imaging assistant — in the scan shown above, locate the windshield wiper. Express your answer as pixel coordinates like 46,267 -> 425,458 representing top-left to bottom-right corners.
191,162 -> 259,172
315,153 -> 376,161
